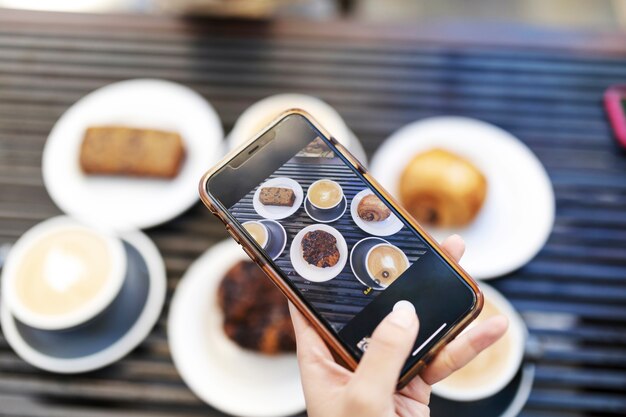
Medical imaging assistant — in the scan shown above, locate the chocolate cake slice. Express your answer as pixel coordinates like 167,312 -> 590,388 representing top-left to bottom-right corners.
217,261 -> 296,354
301,230 -> 340,268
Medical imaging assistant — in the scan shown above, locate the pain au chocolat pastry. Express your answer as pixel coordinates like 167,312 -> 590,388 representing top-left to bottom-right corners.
217,261 -> 296,354
79,126 -> 185,178
301,230 -> 340,268
399,148 -> 487,228
259,187 -> 295,207
357,194 -> 391,222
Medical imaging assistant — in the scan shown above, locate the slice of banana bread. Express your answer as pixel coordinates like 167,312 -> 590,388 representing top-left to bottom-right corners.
79,126 -> 185,178
259,187 -> 295,206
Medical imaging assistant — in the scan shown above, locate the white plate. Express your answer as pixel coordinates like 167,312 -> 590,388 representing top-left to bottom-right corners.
168,240 -> 304,417
432,282 -> 527,401
289,224 -> 348,282
370,117 -> 554,279
226,93 -> 368,166
253,177 -> 303,220
42,79 -> 224,232
350,189 -> 404,237
0,229 -> 166,373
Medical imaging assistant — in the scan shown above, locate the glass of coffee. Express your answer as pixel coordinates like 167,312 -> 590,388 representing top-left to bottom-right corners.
432,283 -> 526,401
2,216 -> 126,330
365,243 -> 410,287
307,179 -> 344,210
243,221 -> 270,248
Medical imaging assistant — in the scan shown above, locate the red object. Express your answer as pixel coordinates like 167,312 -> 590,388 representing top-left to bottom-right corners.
604,85 -> 626,149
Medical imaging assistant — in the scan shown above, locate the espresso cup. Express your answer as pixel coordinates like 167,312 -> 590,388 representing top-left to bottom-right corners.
1,216 -> 126,331
307,179 -> 344,210
432,283 -> 527,401
365,243 -> 409,287
242,221 -> 270,249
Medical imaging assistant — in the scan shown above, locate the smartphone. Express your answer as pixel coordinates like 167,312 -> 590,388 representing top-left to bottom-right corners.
199,110 -> 483,388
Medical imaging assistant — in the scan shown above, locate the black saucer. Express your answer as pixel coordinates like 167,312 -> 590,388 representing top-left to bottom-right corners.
349,237 -> 388,290
259,219 -> 287,260
430,363 -> 535,417
13,241 -> 150,358
304,196 -> 347,223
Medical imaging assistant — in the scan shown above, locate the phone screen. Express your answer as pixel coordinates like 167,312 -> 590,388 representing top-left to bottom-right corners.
209,114 -> 476,372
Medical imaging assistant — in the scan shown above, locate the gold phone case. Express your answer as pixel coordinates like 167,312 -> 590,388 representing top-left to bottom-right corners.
199,109 -> 483,388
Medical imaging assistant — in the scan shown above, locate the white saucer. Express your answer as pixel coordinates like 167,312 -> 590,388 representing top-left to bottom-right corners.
168,240 -> 304,417
253,177 -> 304,220
226,93 -> 368,166
0,230 -> 166,374
42,79 -> 224,232
289,224 -> 348,282
370,117 -> 555,279
350,189 -> 404,237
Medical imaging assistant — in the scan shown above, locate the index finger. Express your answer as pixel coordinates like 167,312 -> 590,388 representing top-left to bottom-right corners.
420,315 -> 508,385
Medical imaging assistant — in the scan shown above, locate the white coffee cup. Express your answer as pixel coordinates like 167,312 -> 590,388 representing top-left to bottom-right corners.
1,216 -> 126,331
432,282 -> 527,401
226,93 -> 368,165
242,221 -> 271,249
364,243 -> 410,288
307,179 -> 344,210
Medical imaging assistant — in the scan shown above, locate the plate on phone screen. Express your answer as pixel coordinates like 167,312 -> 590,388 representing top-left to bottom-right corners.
370,117 -> 554,279
253,177 -> 304,220
168,240 -> 305,417
289,224 -> 348,282
350,189 -> 404,236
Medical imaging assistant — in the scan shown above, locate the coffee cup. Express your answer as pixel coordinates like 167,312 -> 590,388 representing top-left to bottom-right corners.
1,216 -> 126,331
242,221 -> 271,249
432,282 -> 527,401
365,243 -> 409,287
307,179 -> 344,210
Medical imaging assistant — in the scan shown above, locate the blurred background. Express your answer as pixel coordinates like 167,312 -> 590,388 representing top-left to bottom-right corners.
0,0 -> 625,29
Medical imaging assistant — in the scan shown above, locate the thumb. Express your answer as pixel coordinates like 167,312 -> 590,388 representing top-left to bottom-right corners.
351,302 -> 419,396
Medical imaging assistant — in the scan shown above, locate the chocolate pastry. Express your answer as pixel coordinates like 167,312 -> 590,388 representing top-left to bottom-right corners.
301,230 -> 340,268
399,148 -> 487,227
357,194 -> 391,222
217,261 -> 296,354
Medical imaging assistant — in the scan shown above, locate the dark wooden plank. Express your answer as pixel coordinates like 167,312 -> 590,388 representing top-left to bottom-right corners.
2,9 -> 626,55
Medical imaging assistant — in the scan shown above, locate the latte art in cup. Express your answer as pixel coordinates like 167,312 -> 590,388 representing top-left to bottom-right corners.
14,230 -> 113,316
365,243 -> 409,287
308,179 -> 343,209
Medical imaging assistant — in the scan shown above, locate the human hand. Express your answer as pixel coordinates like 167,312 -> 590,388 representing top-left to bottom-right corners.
288,234 -> 508,417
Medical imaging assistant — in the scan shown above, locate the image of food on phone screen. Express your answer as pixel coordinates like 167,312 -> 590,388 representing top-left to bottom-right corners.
215,115 -> 476,371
